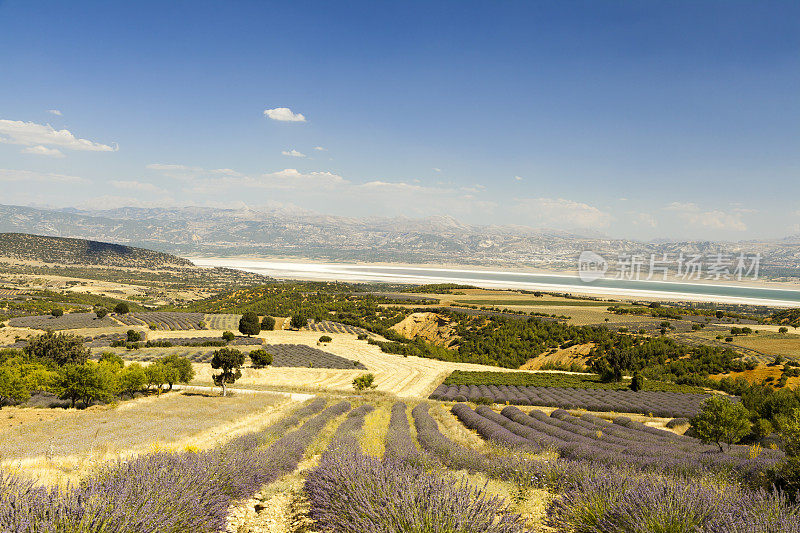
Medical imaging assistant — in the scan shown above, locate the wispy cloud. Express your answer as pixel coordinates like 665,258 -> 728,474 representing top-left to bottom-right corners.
263,107 -> 307,122
514,175 -> 523,181
47,109 -> 62,116
0,119 -> 116,152
512,197 -> 612,229
21,145 -> 64,158
664,202 -> 747,231
282,149 -> 306,158
0,168 -> 87,183
313,146 -> 327,151
110,180 -> 166,193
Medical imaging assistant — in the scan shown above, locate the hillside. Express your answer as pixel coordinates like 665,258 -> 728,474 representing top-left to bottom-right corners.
0,233 -> 193,268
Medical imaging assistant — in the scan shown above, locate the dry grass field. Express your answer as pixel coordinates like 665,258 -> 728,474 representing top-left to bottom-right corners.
0,391 -> 292,485
187,329 -> 550,398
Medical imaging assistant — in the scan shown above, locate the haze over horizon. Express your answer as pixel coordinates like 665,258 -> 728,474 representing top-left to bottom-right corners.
1,1 -> 798,242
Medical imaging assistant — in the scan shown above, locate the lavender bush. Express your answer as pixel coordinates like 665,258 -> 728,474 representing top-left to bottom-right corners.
306,402 -> 527,533
383,402 -> 423,463
0,399 -> 349,532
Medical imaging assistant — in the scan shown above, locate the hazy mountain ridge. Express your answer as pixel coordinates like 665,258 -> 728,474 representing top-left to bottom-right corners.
1,204 -> 798,276
0,232 -> 193,268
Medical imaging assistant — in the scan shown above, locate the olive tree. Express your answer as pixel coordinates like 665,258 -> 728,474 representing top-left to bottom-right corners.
211,347 -> 245,396
159,354 -> 195,390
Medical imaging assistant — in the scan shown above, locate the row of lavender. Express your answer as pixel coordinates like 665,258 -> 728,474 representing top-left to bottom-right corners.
452,403 -> 783,481
430,383 -> 711,417
0,398 -> 348,532
304,402 -> 527,532
411,403 -> 800,532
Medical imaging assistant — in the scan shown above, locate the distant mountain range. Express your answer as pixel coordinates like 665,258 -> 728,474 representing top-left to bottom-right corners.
1,204 -> 798,277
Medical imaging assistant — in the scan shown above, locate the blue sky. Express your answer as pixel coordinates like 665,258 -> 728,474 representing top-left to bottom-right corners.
0,1 -> 798,240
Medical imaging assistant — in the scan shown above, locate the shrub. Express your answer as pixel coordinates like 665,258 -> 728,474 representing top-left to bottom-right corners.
357,333 -> 368,340
24,331 -> 89,366
352,373 -> 376,391
665,417 -> 689,429
222,330 -> 235,342
249,349 -> 273,368
319,335 -> 332,343
95,308 -> 108,319
260,316 -> 275,331
126,329 -> 142,342
50,308 -> 64,317
114,302 -> 129,314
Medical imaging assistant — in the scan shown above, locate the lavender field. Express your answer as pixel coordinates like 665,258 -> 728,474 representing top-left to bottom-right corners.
2,397 -> 798,532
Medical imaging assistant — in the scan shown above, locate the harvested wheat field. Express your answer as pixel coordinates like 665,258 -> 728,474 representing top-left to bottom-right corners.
189,330 -> 540,398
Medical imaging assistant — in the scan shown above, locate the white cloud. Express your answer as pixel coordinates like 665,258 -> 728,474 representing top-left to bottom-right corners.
47,109 -> 62,116
0,168 -> 87,183
263,107 -> 307,122
631,212 -> 657,227
433,168 -> 442,172
282,149 -> 306,158
0,119 -> 116,152
514,175 -> 523,181
360,180 -> 426,193
513,198 -> 612,229
20,145 -> 64,158
664,202 -> 747,231
313,146 -> 327,151
110,180 -> 166,193
261,169 -> 347,189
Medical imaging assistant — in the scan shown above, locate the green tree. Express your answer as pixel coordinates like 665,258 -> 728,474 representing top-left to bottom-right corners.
779,326 -> 789,334
119,363 -> 146,398
114,302 -> 129,314
95,307 -> 108,319
238,312 -> 261,336
690,396 -> 751,451
99,351 -> 125,369
261,315 -> 276,331
319,335 -> 332,343
55,362 -> 118,408
126,330 -> 142,342
774,408 -> 800,499
290,313 -> 308,330
630,371 -> 643,392
222,330 -> 235,342
50,308 -> 63,317
159,354 -> 195,390
352,373 -> 376,392
0,365 -> 30,408
24,331 -> 89,366
211,347 -> 245,396
145,362 -> 170,395
249,349 -> 273,368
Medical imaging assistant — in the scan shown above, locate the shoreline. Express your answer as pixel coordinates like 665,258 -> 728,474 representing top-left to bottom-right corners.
190,256 -> 800,308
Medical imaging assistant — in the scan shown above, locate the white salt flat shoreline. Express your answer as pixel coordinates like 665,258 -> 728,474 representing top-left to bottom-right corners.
190,257 -> 800,308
